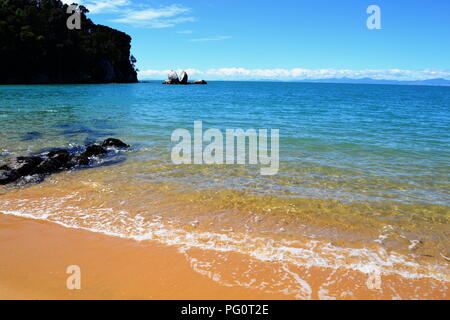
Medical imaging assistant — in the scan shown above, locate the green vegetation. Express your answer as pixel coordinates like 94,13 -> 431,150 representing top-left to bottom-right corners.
0,0 -> 138,84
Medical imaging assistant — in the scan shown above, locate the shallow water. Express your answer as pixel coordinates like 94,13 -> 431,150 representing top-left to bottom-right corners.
0,82 -> 449,298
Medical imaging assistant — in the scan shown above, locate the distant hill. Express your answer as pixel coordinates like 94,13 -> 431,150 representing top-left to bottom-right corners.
294,77 -> 450,87
0,0 -> 138,84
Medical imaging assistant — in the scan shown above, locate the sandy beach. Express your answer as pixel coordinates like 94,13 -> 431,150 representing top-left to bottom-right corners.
0,214 -> 286,300
0,212 -> 448,300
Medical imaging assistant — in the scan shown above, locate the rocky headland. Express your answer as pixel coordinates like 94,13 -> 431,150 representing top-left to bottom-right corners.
0,0 -> 138,84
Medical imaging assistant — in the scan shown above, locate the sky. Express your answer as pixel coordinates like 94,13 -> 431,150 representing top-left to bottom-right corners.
62,0 -> 450,81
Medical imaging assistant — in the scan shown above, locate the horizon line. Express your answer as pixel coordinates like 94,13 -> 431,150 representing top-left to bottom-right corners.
138,68 -> 450,83
138,78 -> 450,87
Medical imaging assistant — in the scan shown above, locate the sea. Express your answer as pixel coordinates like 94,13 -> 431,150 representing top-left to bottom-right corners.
0,81 -> 449,298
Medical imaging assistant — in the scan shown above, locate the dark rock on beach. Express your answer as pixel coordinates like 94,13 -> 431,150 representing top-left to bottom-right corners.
36,150 -> 72,174
72,154 -> 91,167
65,152 -> 91,168
0,138 -> 130,186
84,145 -> 108,157
0,156 -> 42,185
0,168 -> 17,185
13,156 -> 44,176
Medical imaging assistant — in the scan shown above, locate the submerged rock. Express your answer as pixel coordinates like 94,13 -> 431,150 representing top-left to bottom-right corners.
0,138 -> 130,186
21,131 -> 42,141
102,138 -> 130,148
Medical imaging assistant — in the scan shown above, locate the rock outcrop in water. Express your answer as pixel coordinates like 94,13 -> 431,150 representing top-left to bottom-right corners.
166,70 -> 180,84
179,71 -> 188,84
163,70 -> 207,85
0,0 -> 138,84
192,80 -> 208,84
0,138 -> 130,185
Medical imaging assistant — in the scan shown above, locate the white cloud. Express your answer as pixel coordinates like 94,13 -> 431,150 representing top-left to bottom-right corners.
61,0 -> 130,14
61,1 -> 195,28
138,68 -> 450,81
112,5 -> 195,28
85,0 -> 130,14
61,0 -> 79,5
190,35 -> 231,42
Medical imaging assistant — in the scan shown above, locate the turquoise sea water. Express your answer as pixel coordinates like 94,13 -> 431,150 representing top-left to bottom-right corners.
1,82 -> 449,206
0,82 -> 449,286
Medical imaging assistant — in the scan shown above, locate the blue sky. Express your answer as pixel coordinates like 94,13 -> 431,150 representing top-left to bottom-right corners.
64,0 -> 450,80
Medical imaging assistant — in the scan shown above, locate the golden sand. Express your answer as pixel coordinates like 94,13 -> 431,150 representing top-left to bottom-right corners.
0,213 -> 448,300
0,214 -> 284,300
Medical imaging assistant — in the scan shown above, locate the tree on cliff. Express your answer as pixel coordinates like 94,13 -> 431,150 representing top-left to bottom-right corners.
0,0 -> 138,84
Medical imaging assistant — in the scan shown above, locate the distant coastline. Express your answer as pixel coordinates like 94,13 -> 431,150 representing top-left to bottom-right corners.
140,77 -> 450,87
292,77 -> 450,87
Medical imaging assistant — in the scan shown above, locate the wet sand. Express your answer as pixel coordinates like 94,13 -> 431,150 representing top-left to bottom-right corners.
1,214 -> 448,300
0,214 -> 284,300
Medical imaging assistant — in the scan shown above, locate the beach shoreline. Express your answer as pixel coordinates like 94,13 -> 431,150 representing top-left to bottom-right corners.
1,213 -> 448,300
0,214 -> 287,300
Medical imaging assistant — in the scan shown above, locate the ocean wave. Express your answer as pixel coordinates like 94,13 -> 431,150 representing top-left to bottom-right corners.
1,195 -> 448,286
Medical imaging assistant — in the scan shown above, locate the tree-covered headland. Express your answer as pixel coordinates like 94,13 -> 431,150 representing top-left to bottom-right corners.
0,0 -> 138,84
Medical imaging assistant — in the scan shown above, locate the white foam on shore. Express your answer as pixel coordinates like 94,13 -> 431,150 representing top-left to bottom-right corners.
1,194 -> 449,288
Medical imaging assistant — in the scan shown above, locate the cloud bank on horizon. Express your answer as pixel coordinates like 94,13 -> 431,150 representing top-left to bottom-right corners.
138,68 -> 450,81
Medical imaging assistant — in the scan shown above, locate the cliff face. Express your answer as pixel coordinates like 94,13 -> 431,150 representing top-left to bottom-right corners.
0,0 -> 138,84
